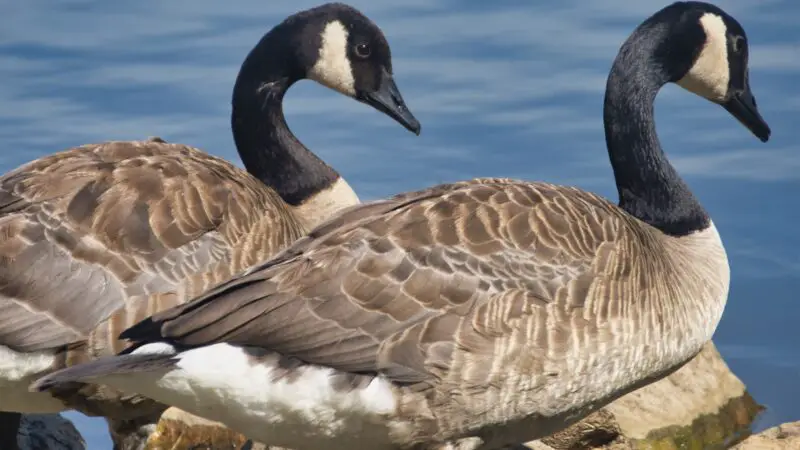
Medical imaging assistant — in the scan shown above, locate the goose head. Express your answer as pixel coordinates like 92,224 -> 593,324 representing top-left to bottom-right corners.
264,2 -> 421,134
230,3 -> 421,219
657,1 -> 770,142
304,4 -> 420,134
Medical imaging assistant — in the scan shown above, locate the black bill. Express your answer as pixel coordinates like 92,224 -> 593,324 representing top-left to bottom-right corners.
722,81 -> 771,143
358,69 -> 421,135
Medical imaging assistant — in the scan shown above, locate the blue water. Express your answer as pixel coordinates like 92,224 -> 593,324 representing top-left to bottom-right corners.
3,1 -> 799,448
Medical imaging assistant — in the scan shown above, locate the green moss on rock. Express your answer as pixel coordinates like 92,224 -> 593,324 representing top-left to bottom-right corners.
629,391 -> 763,450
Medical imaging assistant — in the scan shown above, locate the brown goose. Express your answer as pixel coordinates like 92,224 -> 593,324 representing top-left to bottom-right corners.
0,3 -> 419,449
30,2 -> 771,449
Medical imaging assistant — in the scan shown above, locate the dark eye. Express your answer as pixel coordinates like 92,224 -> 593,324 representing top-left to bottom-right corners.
731,35 -> 745,54
355,42 -> 371,59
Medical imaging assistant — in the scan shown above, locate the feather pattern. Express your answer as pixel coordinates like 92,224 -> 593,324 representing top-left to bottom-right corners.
112,177 -> 729,448
0,139 -> 305,415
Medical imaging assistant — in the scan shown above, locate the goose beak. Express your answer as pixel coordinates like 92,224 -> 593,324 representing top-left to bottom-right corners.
357,69 -> 421,135
722,81 -> 770,143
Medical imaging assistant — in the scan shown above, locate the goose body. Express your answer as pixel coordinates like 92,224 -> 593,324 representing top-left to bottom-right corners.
30,2 -> 771,449
0,2 -> 419,448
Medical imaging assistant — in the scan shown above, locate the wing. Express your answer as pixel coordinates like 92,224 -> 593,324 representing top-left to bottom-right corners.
123,179 -> 634,385
0,139 -> 291,352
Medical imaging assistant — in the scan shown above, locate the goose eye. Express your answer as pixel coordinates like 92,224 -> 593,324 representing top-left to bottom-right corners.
355,43 -> 371,58
731,35 -> 745,54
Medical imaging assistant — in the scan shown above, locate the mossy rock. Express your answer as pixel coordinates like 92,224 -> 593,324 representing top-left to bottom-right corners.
630,391 -> 763,450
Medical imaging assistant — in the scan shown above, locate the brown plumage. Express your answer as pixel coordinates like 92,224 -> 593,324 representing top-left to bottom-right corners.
0,140 -> 301,354
138,179 -> 629,378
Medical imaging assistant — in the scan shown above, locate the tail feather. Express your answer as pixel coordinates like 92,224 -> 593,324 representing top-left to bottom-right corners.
29,353 -> 177,393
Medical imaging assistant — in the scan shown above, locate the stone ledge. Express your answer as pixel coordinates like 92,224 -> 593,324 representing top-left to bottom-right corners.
144,408 -> 265,450
732,421 -> 800,450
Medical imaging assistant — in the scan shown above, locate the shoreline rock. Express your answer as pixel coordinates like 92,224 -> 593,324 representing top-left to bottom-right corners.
144,408 -> 268,450
733,421 -> 800,450
18,414 -> 86,450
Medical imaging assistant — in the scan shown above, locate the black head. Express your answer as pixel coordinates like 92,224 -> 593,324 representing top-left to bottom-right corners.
648,1 -> 770,142
264,3 -> 420,134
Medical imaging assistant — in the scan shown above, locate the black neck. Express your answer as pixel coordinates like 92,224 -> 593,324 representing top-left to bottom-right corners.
231,32 -> 339,207
603,28 -> 709,236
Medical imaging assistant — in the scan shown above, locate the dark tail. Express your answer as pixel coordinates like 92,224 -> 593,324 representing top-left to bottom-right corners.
30,353 -> 177,393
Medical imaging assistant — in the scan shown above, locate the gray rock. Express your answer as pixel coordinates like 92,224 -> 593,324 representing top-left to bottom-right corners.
18,414 -> 86,450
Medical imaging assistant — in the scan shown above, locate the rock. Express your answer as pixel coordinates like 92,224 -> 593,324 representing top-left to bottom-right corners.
536,410 -> 629,449
525,341 -> 762,449
145,408 -> 279,450
733,421 -> 800,450
18,413 -> 86,450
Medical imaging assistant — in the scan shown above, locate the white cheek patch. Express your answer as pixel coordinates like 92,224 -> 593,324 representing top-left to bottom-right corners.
308,20 -> 356,97
676,13 -> 730,102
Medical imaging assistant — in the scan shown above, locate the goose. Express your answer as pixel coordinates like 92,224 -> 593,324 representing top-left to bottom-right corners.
0,3 -> 419,449
29,1 -> 771,449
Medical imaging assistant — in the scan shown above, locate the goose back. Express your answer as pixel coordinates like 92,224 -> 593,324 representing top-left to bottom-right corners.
0,139 -> 304,418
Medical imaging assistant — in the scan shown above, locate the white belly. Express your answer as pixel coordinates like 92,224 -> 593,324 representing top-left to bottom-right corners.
0,346 -> 65,413
100,343 -> 401,449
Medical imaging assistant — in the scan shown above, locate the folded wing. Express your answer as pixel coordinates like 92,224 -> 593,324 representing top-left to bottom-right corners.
123,179 -> 630,385
0,140 -> 296,352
